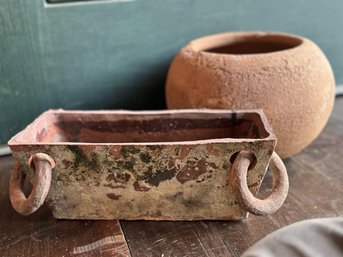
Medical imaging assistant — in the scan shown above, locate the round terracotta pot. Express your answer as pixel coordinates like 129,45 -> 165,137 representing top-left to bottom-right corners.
166,31 -> 335,158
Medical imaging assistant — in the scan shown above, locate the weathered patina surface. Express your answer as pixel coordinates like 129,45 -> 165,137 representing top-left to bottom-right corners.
8,109 -> 276,220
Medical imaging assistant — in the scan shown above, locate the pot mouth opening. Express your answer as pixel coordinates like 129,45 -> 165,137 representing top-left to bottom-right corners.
192,33 -> 303,55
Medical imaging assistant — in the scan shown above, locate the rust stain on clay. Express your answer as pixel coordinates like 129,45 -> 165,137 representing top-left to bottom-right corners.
139,166 -> 177,187
176,159 -> 207,184
133,181 -> 150,192
106,173 -> 131,183
109,147 -> 121,160
107,193 -> 121,200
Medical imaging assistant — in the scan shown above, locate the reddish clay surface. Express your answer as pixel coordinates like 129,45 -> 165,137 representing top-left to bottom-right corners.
166,31 -> 336,158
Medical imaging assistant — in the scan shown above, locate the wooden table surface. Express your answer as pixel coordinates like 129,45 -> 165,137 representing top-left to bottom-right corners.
1,98 -> 342,257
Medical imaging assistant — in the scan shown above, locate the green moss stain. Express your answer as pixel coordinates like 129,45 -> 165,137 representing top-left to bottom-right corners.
68,145 -> 87,168
222,162 -> 229,170
138,167 -> 176,187
120,146 -> 140,158
146,145 -> 163,151
89,152 -> 100,170
166,191 -> 183,201
67,145 -> 100,171
139,152 -> 152,163
116,160 -> 134,170
182,198 -> 202,208
174,147 -> 180,156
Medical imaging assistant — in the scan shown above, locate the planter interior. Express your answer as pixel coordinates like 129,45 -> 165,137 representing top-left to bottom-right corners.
12,110 -> 270,144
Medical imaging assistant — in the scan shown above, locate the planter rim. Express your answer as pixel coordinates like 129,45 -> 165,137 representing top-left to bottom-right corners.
8,109 -> 276,147
188,31 -> 307,57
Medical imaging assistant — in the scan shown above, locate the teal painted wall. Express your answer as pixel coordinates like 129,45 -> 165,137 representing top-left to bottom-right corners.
1,0 -> 343,143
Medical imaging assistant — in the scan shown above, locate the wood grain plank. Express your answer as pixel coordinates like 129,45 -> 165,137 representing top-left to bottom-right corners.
121,221 -> 213,257
0,156 -> 131,257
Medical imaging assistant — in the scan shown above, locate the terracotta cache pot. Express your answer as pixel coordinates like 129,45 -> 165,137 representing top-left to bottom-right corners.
166,31 -> 335,158
8,109 -> 288,220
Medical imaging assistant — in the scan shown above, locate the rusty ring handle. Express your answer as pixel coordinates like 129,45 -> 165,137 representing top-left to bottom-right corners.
9,153 -> 55,216
231,151 -> 289,216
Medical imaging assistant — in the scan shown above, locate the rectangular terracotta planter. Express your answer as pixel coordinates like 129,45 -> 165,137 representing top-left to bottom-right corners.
8,109 -> 282,220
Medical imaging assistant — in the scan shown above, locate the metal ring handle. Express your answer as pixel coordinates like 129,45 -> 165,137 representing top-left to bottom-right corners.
231,150 -> 289,216
9,153 -> 55,216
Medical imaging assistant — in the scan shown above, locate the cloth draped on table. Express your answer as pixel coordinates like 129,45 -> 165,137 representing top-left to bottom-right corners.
242,217 -> 343,257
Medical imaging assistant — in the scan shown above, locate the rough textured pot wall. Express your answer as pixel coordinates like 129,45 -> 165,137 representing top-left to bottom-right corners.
166,32 -> 335,158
